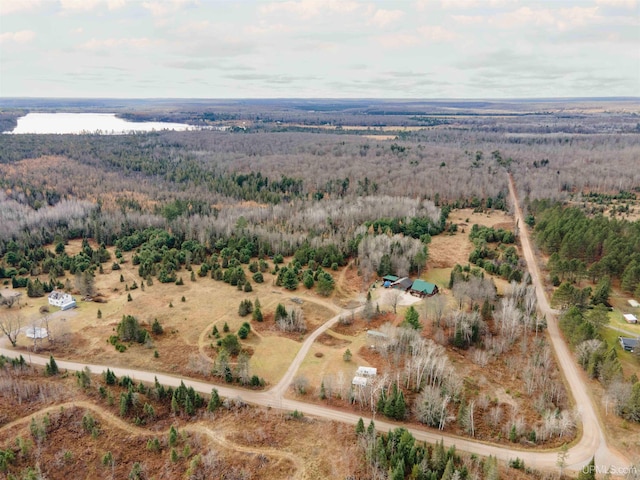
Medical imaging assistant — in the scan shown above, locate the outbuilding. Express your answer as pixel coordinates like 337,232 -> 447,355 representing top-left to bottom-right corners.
619,337 -> 638,352
623,313 -> 638,324
352,376 -> 368,387
382,275 -> 399,287
356,366 -> 377,377
390,277 -> 413,291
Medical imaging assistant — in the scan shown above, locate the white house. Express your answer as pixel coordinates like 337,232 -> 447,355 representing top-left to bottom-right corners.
623,313 -> 638,324
48,291 -> 76,311
629,299 -> 640,308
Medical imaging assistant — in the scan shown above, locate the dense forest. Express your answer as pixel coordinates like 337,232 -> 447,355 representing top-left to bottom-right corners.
532,203 -> 640,296
1,100 -> 638,263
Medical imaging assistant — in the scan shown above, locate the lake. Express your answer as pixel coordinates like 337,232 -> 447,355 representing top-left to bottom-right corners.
6,113 -> 194,134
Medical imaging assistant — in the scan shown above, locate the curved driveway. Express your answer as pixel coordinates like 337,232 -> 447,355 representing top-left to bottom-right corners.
0,176 -> 633,472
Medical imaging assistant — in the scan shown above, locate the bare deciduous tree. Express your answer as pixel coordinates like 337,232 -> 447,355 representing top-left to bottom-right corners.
0,312 -> 22,347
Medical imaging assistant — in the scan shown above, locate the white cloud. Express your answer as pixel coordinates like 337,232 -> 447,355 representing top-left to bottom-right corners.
441,0 -> 513,9
0,30 -> 36,44
260,0 -> 361,19
595,0 -> 638,8
376,33 -> 420,48
454,6 -> 601,32
0,0 -> 43,15
106,0 -> 127,9
451,14 -> 484,25
142,0 -> 198,17
368,9 -> 404,28
418,25 -> 457,42
244,23 -> 293,35
80,37 -> 156,50
60,0 -> 101,11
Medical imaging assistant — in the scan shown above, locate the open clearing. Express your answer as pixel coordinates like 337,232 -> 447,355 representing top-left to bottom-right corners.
5,241 -> 342,387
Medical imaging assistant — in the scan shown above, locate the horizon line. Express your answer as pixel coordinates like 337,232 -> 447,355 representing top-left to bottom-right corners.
1,96 -> 639,102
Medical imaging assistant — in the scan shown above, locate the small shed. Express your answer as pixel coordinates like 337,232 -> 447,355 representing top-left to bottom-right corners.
25,327 -> 48,339
629,299 -> 640,308
390,277 -> 413,291
352,376 -> 368,387
623,314 -> 638,324
410,279 -> 439,297
382,275 -> 399,288
356,366 -> 377,377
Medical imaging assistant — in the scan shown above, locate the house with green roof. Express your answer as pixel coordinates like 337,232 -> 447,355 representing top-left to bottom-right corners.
410,279 -> 439,298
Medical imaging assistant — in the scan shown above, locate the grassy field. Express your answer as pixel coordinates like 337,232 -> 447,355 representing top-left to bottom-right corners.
5,240 -> 342,386
600,326 -> 639,378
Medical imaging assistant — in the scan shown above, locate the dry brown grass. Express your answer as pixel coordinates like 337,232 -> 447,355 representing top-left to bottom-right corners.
0,368 -> 363,480
7,242 -> 342,386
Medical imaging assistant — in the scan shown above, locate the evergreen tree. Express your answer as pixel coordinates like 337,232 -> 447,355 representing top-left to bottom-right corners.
207,388 -> 221,412
152,318 -> 163,335
45,355 -> 59,376
394,390 -> 406,420
168,426 -> 178,447
275,303 -> 287,322
577,457 -> 596,480
355,417 -> 365,436
252,300 -> 263,322
343,349 -> 352,362
104,368 -> 117,385
403,306 -> 422,330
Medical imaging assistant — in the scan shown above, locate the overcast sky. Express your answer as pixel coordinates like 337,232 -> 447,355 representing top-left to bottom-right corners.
1,0 -> 638,98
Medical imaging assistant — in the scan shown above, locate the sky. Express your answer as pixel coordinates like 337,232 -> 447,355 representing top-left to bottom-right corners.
0,0 -> 638,99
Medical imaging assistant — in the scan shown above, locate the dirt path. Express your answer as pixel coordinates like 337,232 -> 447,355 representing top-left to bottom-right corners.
190,425 -> 304,480
0,401 -> 304,479
507,174 -> 631,470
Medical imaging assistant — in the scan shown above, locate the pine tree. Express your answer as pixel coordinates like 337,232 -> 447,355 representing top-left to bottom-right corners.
355,417 -> 365,436
252,302 -> 263,322
577,457 -> 595,480
367,419 -> 376,437
168,426 -> 178,447
119,392 -> 129,417
509,424 -> 518,442
207,388 -> 221,412
152,318 -> 163,335
394,391 -> 406,420
441,458 -> 454,480
104,368 -> 117,385
184,394 -> 195,416
171,391 -> 179,414
403,306 -> 421,330
45,355 -> 59,376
